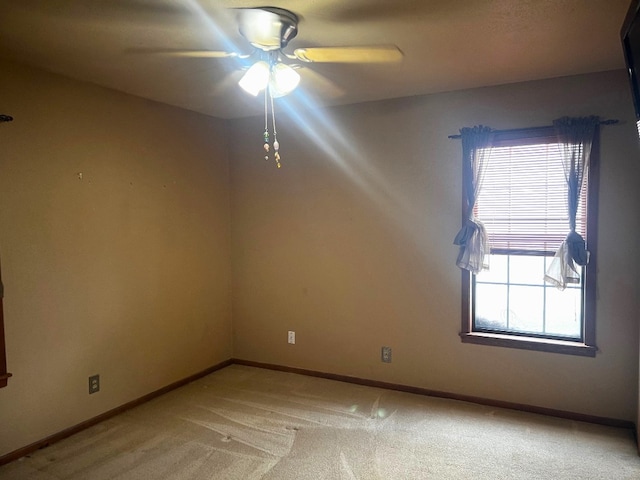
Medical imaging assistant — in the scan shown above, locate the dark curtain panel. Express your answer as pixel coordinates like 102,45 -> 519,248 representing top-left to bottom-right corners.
544,116 -> 599,289
453,126 -> 494,274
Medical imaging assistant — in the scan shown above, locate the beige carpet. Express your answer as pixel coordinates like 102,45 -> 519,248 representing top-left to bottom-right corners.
1,365 -> 639,479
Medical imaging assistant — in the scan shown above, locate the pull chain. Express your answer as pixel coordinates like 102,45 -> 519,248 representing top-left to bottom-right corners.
263,87 -> 270,161
270,90 -> 281,168
261,84 -> 282,168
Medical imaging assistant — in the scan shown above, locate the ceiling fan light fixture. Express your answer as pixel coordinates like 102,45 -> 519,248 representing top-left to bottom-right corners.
269,63 -> 301,98
238,60 -> 270,96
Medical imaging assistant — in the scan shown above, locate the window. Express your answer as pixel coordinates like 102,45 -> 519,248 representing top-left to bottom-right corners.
459,127 -> 599,356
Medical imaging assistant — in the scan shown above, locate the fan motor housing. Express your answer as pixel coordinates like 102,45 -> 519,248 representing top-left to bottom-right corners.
238,7 -> 299,51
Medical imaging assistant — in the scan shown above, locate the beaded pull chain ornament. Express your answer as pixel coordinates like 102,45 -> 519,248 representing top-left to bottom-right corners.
263,86 -> 281,168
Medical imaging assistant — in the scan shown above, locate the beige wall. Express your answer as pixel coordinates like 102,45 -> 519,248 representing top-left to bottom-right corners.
0,62 -> 233,456
230,70 -> 640,422
1,63 -> 638,459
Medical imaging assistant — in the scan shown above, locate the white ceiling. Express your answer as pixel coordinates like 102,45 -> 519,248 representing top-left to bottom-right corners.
0,0 -> 632,119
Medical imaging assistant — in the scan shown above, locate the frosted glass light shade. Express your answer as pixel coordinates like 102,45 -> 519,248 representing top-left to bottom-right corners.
238,61 -> 270,96
269,63 -> 300,98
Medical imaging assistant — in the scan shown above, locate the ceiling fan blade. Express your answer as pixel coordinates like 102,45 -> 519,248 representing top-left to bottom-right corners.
299,68 -> 345,98
126,48 -> 239,58
293,46 -> 403,63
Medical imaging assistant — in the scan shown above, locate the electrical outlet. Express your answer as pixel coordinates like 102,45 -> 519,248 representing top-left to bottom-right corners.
288,331 -> 296,344
89,374 -> 100,394
381,346 -> 392,363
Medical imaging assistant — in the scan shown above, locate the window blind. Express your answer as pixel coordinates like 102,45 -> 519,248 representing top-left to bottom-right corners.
475,142 -> 587,253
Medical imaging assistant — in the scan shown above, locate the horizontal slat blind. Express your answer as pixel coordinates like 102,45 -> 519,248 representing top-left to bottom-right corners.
476,142 -> 587,253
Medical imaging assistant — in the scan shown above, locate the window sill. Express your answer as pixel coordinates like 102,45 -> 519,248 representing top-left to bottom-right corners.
460,332 -> 597,357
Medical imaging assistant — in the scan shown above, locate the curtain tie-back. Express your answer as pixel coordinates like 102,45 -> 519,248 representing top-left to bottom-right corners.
454,219 -> 489,274
565,230 -> 589,266
544,232 -> 588,289
453,218 -> 480,246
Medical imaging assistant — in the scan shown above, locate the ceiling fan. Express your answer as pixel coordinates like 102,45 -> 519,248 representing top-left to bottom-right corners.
150,6 -> 403,168
152,6 -> 403,97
